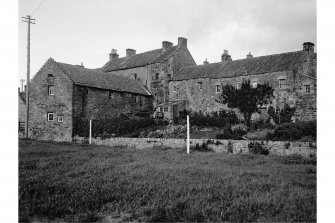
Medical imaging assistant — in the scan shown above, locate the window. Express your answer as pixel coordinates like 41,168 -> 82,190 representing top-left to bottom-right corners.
252,82 -> 258,88
305,85 -> 310,94
48,85 -> 54,95
133,73 -> 137,80
236,83 -> 241,89
215,84 -> 220,93
47,112 -> 54,121
57,116 -> 64,122
108,90 -> 114,99
279,79 -> 286,89
135,96 -> 140,103
158,107 -> 163,112
155,73 -> 159,80
164,107 -> 168,112
19,122 -> 25,131
47,74 -> 54,78
198,82 -> 203,90
173,86 -> 177,92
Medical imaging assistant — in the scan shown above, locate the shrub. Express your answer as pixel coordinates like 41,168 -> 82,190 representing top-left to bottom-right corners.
268,104 -> 296,125
266,121 -> 316,141
248,141 -> 269,155
227,141 -> 234,153
188,109 -> 239,128
192,142 -> 214,152
216,125 -> 246,140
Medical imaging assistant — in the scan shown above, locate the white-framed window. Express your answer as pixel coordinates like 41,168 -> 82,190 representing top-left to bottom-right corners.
198,82 -> 203,90
279,79 -> 286,89
48,85 -> 54,95
108,90 -> 114,99
215,84 -> 220,93
252,81 -> 258,88
305,85 -> 310,94
236,83 -> 241,89
57,116 -> 64,122
47,112 -> 54,121
164,107 -> 168,112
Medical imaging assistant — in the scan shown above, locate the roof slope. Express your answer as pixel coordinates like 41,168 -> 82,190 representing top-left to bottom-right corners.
52,59 -> 151,96
101,46 -> 179,72
173,51 -> 307,81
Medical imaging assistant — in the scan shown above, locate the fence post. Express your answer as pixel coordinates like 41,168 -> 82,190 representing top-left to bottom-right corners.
89,119 -> 92,144
187,115 -> 190,154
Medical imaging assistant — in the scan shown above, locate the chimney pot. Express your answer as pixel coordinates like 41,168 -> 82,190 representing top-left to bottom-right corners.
162,41 -> 173,52
178,37 -> 187,47
126,48 -> 136,57
303,42 -> 314,53
109,49 -> 119,61
246,52 -> 253,59
203,59 -> 209,65
221,49 -> 232,62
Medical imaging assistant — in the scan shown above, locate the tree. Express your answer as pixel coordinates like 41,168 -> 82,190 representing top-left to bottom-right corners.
217,79 -> 274,128
268,104 -> 296,125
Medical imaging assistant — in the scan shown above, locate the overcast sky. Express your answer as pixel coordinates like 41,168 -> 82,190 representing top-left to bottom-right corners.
19,0 -> 316,87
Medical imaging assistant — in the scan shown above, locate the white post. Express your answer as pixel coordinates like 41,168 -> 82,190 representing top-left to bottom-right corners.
187,115 -> 190,154
89,119 -> 92,144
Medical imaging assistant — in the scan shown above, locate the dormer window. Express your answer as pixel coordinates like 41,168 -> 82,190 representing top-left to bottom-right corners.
48,85 -> 54,95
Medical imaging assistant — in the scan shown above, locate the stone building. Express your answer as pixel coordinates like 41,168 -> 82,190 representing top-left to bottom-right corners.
28,58 -> 152,141
100,37 -> 196,110
169,42 -> 316,122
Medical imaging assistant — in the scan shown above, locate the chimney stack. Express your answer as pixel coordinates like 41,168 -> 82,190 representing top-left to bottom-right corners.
221,49 -> 232,62
162,41 -> 173,52
246,52 -> 253,59
126,48 -> 136,57
303,42 -> 314,53
109,49 -> 119,61
203,59 -> 209,65
178,37 -> 187,47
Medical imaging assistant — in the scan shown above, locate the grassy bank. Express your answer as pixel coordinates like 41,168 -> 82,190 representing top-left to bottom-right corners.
19,140 -> 316,222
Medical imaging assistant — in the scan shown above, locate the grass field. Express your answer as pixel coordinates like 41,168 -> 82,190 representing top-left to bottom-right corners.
19,140 -> 316,222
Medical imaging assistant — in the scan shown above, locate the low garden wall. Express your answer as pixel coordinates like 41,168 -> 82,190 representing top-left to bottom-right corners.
73,136 -> 316,157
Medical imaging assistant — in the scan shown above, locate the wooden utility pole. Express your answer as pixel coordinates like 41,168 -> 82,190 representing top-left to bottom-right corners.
22,15 -> 35,139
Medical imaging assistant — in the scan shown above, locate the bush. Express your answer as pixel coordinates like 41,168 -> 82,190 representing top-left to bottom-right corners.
73,116 -> 167,138
248,141 -> 269,155
216,125 -> 246,140
192,142 -> 214,152
268,104 -> 296,125
188,110 -> 239,128
266,121 -> 316,141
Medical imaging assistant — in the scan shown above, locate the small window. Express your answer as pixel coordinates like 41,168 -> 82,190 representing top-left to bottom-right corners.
215,84 -> 220,93
279,79 -> 286,89
135,96 -> 140,103
48,85 -> 54,95
57,116 -> 64,122
108,90 -> 114,99
236,83 -> 241,89
198,82 -> 203,90
134,73 -> 137,80
164,107 -> 168,112
305,85 -> 310,94
173,86 -> 177,92
155,73 -> 159,80
252,82 -> 258,88
47,112 -> 54,121
47,74 -> 54,79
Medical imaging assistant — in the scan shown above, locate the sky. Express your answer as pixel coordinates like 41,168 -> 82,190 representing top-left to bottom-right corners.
19,0 -> 316,88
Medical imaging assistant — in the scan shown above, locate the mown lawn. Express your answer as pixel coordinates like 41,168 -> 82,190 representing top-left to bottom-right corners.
19,140 -> 316,222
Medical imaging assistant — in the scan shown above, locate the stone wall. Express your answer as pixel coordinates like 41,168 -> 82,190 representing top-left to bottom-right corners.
73,85 -> 153,120
18,93 -> 26,123
29,59 -> 74,141
73,136 -> 316,157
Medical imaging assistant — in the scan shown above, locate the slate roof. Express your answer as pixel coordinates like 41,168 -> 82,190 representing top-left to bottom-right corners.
173,51 -> 309,81
52,59 -> 151,96
101,46 -> 179,72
